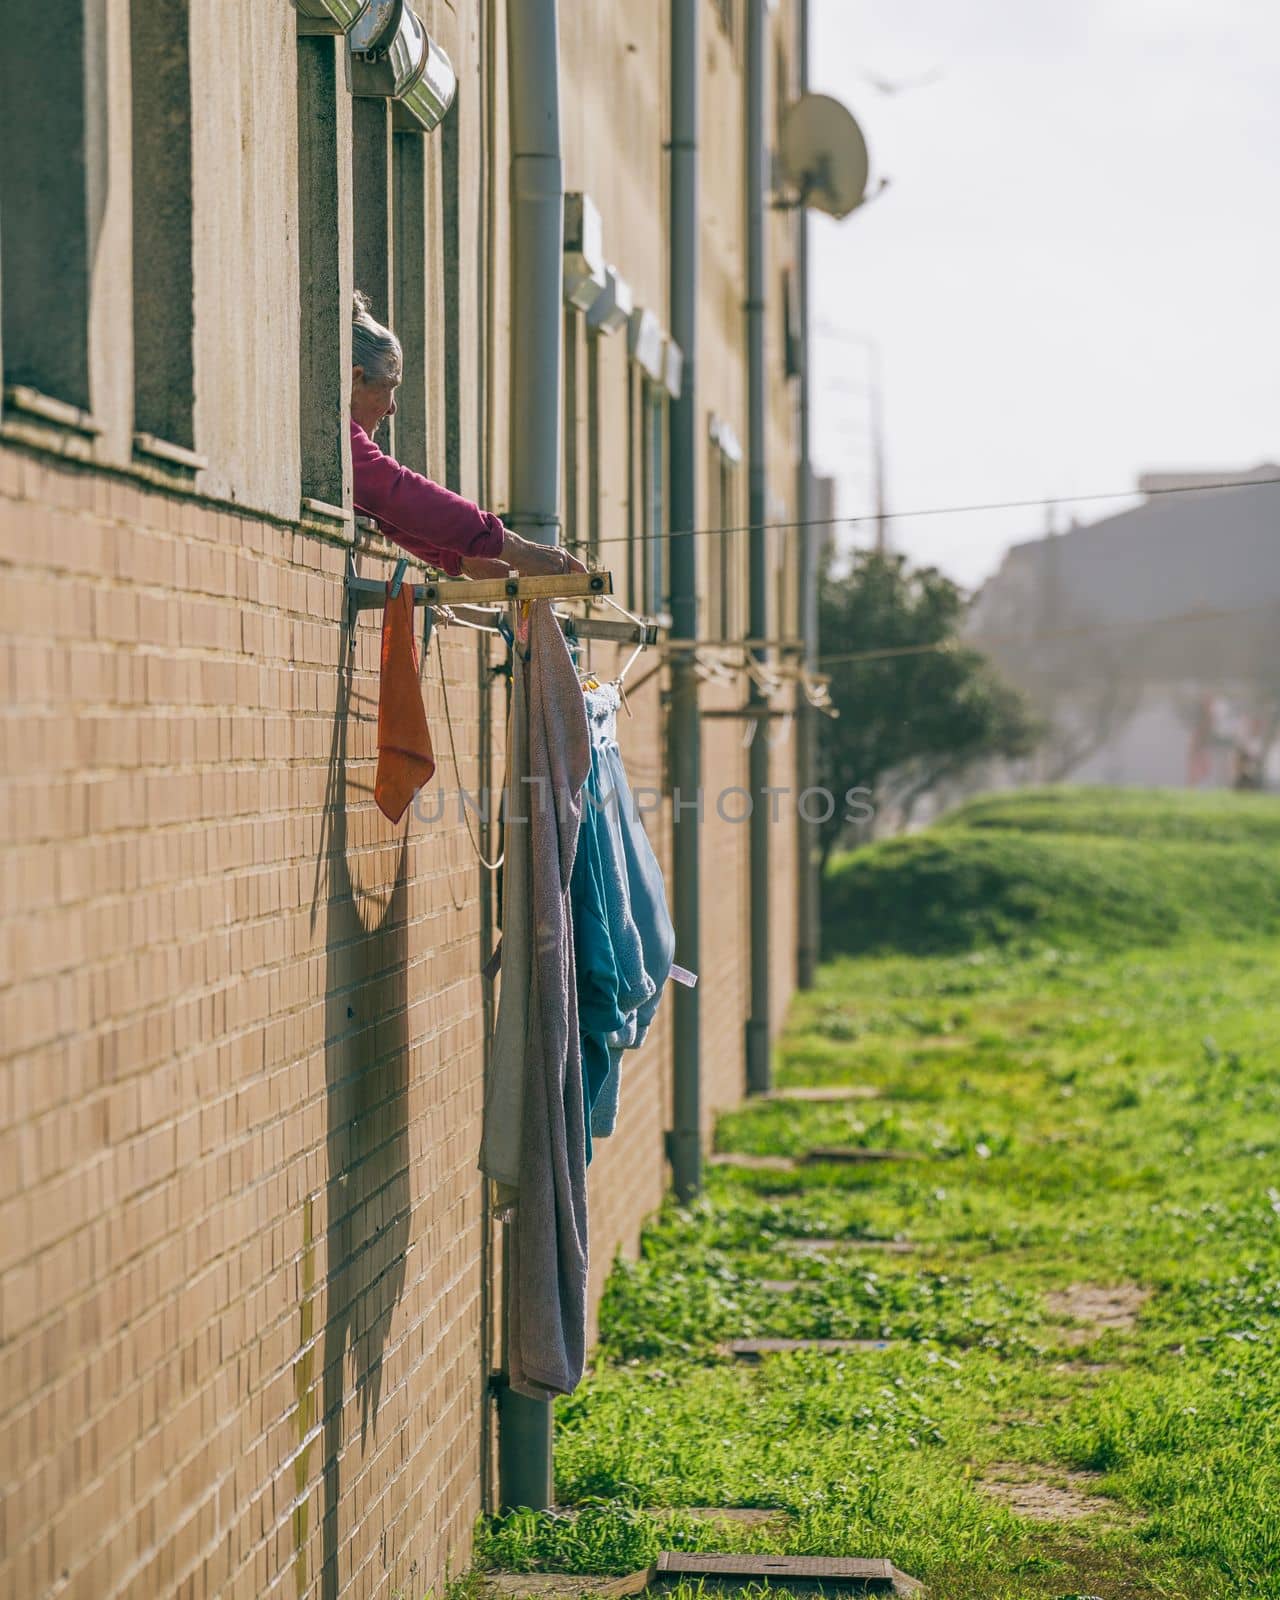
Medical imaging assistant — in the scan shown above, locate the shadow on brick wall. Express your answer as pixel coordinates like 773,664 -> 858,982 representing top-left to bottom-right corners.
313,645 -> 413,1600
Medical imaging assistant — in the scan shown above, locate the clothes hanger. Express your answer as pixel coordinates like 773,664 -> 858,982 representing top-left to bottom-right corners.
560,619 -> 601,691
615,639 -> 647,686
598,593 -> 650,686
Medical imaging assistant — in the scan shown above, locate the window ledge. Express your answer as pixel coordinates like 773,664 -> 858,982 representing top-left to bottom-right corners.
299,496 -> 354,544
133,432 -> 207,473
5,385 -> 100,435
3,386 -> 100,458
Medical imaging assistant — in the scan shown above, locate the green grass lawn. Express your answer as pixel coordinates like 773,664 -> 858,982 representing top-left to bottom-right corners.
477,790 -> 1280,1600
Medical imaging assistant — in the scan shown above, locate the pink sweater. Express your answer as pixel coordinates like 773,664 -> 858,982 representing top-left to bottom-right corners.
350,419 -> 505,576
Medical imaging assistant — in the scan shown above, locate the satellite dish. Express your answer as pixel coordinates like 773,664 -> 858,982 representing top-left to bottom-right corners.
778,94 -> 870,219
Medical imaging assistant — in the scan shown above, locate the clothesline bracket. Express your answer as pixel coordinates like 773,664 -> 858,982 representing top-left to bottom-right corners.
701,707 -> 793,721
423,570 -> 613,605
344,553 -> 616,639
561,615 -> 661,648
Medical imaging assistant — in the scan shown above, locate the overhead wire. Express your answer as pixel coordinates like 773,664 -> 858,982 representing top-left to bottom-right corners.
587,472 -> 1280,552
399,476 -> 1278,709
816,601 -> 1280,669
595,599 -> 1279,683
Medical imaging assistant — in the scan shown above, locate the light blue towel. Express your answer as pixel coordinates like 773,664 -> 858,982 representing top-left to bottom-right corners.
571,751 -> 628,1162
582,686 -> 675,1138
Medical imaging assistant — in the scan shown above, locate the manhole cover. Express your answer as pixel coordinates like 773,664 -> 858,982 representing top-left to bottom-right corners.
655,1552 -> 911,1594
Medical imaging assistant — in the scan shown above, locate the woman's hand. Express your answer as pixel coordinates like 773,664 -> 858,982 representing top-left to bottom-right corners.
459,555 -> 513,580
498,530 -> 587,577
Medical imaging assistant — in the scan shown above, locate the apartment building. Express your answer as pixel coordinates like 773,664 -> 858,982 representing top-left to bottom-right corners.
969,470 -> 1280,790
0,1 -> 806,1595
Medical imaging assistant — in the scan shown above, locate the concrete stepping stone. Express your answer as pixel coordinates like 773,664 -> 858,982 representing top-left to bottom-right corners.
721,1337 -> 895,1361
800,1146 -> 925,1165
758,1278 -> 802,1293
657,1506 -> 793,1532
763,1086 -> 883,1103
706,1152 -> 797,1172
779,1237 -> 915,1256
480,1576 -> 652,1599
1044,1282 -> 1149,1345
980,1461 -> 1141,1526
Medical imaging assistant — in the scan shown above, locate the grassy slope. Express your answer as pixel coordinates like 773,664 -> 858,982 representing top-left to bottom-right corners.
478,792 -> 1280,1600
823,787 -> 1280,957
947,787 -> 1280,846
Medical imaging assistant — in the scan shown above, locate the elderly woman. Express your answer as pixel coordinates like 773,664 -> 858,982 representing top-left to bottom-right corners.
350,290 -> 583,579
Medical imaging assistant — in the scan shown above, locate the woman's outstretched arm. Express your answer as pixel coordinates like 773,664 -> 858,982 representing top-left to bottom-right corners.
350,420 -> 504,575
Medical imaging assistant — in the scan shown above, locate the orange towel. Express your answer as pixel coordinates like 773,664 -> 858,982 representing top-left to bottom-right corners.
374,582 -> 435,823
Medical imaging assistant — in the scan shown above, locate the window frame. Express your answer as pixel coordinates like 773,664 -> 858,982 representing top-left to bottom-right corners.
706,415 -> 744,641
640,380 -> 668,617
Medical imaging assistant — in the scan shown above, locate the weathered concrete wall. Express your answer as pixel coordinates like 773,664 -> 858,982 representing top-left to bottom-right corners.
189,0 -> 302,516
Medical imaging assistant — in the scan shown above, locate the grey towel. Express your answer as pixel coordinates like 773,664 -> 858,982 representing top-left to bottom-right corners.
505,602 -> 592,1399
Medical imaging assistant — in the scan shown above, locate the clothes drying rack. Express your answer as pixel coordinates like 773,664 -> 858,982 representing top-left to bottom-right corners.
343,550 -> 659,649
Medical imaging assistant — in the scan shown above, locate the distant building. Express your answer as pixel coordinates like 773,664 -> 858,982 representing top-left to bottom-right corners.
968,467 -> 1280,791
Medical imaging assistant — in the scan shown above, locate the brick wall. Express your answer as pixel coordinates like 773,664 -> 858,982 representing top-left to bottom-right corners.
0,440 -> 797,1598
0,446 -> 494,1599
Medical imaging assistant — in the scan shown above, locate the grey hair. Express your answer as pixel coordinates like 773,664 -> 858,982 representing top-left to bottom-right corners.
352,289 -> 402,382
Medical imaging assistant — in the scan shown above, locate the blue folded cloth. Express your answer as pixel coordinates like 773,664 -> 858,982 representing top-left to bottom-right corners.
570,686 -> 675,1150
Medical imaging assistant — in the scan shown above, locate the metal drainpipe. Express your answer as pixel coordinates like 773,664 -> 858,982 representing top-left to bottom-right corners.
497,0 -> 563,1514
794,0 -> 819,990
506,0 -> 563,545
744,0 -> 772,1095
666,0 -> 702,1201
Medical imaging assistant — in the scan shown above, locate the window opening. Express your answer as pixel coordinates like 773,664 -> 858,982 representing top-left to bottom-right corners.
0,0 -> 95,414
131,0 -> 195,451
392,129 -> 427,475
352,96 -> 395,459
641,384 -> 668,615
586,332 -> 601,564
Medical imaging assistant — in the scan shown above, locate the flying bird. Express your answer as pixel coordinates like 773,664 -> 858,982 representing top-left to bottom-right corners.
857,66 -> 944,96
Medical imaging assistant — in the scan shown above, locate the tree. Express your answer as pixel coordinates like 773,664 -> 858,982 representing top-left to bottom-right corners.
816,550 -> 1040,868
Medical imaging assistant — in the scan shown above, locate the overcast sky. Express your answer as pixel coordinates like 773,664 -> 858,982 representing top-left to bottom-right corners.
808,0 -> 1280,590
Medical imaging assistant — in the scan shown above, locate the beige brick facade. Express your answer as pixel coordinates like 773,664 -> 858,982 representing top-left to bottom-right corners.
0,2 -> 804,1595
